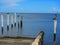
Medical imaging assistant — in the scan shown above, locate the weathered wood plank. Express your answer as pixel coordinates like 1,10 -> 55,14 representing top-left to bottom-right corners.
31,31 -> 44,45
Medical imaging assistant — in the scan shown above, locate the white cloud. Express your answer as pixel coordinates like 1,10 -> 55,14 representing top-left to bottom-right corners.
0,0 -> 24,8
53,8 -> 58,12
0,0 -> 25,12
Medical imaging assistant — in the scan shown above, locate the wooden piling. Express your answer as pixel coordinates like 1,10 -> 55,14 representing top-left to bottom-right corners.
53,19 -> 57,42
7,15 -> 9,31
1,15 -> 4,34
54,19 -> 56,42
20,16 -> 23,29
53,14 -> 57,45
18,15 -> 20,29
11,15 -> 13,28
14,13 -> 16,27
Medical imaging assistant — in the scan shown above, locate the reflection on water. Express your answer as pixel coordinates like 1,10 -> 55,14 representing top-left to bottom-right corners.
0,13 -> 60,45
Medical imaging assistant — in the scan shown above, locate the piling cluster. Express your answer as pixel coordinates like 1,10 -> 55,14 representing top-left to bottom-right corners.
0,13 -> 23,35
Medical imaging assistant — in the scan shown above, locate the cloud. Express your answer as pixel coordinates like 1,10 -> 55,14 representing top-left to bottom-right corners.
0,0 -> 23,4
52,8 -> 60,13
1,0 -> 23,6
0,0 -> 24,9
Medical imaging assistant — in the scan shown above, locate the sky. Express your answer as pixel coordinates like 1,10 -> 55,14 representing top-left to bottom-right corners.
0,0 -> 60,13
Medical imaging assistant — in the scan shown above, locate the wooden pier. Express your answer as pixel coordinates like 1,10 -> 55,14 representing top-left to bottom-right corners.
31,31 -> 44,45
0,31 -> 44,45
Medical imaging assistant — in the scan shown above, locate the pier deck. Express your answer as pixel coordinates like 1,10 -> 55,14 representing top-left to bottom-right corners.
0,37 -> 34,45
0,31 -> 44,45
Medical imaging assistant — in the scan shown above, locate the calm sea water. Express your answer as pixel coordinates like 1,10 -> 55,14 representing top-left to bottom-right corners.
0,13 -> 60,45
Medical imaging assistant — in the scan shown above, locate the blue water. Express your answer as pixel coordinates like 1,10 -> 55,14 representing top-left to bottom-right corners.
0,13 -> 60,45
